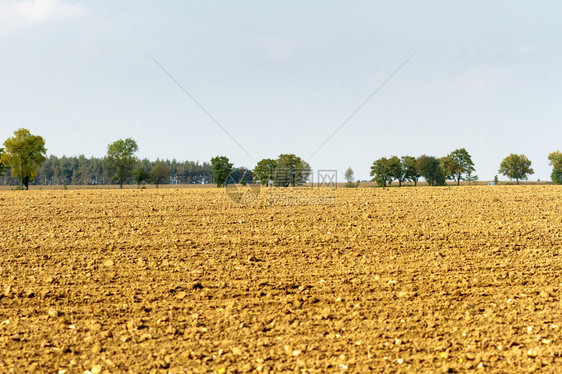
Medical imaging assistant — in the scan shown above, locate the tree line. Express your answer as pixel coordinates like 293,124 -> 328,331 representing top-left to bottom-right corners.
369,149 -> 477,187
0,130 -> 215,188
368,149 -> 546,186
209,154 -> 311,188
1,128 -> 562,189
0,152 -> 215,188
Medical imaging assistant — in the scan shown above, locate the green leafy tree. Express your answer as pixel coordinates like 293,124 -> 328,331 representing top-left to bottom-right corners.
211,156 -> 233,187
416,155 -> 446,186
344,167 -> 355,187
440,156 -> 461,184
370,157 -> 394,187
401,156 -> 420,186
105,138 -> 139,188
150,162 -> 170,188
253,158 -> 277,186
0,148 -> 6,176
498,154 -> 534,184
133,168 -> 150,188
442,148 -> 476,185
548,151 -> 562,185
466,169 -> 479,185
1,128 -> 47,190
387,156 -> 404,187
273,154 -> 311,187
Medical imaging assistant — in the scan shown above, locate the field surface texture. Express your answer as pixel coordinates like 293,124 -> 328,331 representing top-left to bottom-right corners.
1,186 -> 562,373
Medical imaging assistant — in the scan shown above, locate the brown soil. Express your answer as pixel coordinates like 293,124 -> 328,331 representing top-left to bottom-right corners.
1,186 -> 562,373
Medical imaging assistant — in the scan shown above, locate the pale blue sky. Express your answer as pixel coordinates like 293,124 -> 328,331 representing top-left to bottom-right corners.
1,1 -> 561,181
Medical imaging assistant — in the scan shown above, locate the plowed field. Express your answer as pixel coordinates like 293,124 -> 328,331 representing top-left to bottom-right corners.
1,186 -> 562,373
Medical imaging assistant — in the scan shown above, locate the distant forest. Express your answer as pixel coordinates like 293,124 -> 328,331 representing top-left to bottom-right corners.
2,128 -> 561,188
0,155 -> 222,186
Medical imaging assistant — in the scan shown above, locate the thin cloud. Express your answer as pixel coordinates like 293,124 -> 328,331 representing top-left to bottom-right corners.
0,0 -> 87,27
